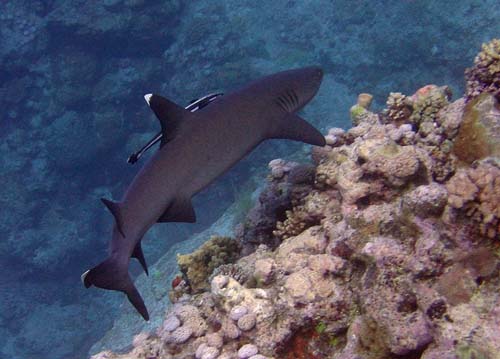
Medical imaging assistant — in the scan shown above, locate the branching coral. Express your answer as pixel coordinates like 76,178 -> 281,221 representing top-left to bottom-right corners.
383,92 -> 413,125
273,191 -> 333,240
465,38 -> 500,101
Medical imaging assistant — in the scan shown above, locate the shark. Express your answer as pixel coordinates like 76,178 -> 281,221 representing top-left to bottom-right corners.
82,67 -> 326,320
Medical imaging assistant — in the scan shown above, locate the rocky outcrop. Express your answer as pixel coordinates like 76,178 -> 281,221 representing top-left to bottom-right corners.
91,48 -> 500,358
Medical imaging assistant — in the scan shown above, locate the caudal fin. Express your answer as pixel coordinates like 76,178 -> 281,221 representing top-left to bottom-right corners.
81,257 -> 150,321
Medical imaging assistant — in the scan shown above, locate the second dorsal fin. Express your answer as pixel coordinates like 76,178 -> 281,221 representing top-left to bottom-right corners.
144,94 -> 190,147
101,198 -> 126,237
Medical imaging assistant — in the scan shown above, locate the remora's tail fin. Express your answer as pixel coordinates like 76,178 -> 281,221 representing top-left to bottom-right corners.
81,257 -> 150,321
267,113 -> 326,147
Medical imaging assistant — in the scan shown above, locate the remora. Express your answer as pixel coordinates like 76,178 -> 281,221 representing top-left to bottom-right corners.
82,67 -> 326,320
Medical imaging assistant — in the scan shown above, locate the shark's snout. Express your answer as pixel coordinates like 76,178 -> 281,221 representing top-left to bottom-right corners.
303,66 -> 323,84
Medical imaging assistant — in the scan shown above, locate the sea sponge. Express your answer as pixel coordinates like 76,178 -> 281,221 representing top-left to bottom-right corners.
465,38 -> 500,101
446,162 -> 500,239
350,93 -> 377,126
177,236 -> 241,293
357,93 -> 374,109
453,93 -> 500,164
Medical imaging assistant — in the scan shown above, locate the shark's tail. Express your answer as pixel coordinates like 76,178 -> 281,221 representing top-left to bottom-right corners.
81,256 -> 149,321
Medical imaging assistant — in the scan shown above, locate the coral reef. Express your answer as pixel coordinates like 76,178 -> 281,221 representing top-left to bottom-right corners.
465,38 -> 500,101
93,57 -> 500,358
235,160 -> 317,254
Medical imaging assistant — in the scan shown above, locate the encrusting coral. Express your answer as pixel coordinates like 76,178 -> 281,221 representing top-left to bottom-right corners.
446,161 -> 500,239
92,44 -> 500,359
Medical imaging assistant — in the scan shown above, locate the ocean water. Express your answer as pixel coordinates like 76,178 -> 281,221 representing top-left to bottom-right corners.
0,1 -> 498,358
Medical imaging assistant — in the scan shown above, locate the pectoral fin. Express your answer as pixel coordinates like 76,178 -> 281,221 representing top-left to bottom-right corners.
268,113 -> 326,147
158,197 -> 196,223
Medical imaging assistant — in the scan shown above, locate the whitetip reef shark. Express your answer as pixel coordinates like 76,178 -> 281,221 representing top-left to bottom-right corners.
81,67 -> 326,320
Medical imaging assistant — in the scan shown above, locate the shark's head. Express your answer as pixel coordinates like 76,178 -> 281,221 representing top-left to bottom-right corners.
263,66 -> 323,113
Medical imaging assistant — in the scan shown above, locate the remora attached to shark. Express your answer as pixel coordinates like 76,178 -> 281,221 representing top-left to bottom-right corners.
82,67 -> 326,320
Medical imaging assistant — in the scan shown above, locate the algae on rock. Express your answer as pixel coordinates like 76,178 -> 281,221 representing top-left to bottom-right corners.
177,236 -> 241,293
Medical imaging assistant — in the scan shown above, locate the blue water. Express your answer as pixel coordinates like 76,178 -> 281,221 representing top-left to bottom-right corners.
0,1 -> 498,358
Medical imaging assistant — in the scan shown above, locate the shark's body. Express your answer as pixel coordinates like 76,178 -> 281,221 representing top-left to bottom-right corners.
82,67 -> 326,320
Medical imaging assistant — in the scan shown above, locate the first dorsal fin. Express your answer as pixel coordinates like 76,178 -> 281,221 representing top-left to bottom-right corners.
101,198 -> 126,237
144,94 -> 190,147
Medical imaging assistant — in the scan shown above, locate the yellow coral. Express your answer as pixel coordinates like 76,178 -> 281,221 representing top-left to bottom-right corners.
477,39 -> 500,76
177,236 -> 240,292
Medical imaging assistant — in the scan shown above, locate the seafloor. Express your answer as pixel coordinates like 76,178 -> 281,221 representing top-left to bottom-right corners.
0,1 -> 499,359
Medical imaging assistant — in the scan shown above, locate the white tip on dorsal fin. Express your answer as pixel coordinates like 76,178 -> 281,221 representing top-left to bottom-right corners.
81,270 -> 90,285
144,94 -> 153,105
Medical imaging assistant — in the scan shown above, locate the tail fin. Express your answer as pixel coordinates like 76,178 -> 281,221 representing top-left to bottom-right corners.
81,257 -> 150,321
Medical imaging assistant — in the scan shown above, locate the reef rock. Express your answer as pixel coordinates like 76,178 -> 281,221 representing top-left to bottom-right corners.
92,45 -> 500,359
